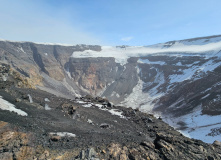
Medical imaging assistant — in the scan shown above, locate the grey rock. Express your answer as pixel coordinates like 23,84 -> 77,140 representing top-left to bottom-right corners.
79,148 -> 99,160
213,140 -> 221,147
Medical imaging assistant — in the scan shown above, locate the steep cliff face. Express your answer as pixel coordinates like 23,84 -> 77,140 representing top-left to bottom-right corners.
67,57 -> 139,104
0,41 -> 101,98
1,35 -> 221,143
68,57 -> 119,95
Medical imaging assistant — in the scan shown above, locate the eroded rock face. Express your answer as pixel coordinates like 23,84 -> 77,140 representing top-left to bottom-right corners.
67,57 -> 139,103
0,41 -> 101,82
68,57 -> 120,95
0,63 -> 35,89
0,41 -> 101,99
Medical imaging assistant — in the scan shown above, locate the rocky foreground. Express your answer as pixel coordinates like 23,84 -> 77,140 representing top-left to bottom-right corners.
0,63 -> 221,160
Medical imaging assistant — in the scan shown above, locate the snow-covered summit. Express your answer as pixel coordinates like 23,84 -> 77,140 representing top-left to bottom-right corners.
151,34 -> 221,47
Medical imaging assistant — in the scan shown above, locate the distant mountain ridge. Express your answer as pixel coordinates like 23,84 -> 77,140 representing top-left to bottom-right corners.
1,34 -> 221,143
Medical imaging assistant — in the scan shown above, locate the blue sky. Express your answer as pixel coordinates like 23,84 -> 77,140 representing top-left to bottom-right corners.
0,0 -> 221,45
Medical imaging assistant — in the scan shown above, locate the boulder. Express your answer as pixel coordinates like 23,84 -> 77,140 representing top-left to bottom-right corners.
100,123 -> 110,129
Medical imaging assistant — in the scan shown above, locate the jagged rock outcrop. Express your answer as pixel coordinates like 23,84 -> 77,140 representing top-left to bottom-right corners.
0,63 -> 35,89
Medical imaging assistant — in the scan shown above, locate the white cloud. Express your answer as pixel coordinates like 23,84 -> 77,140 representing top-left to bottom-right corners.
121,36 -> 133,42
72,39 -> 221,65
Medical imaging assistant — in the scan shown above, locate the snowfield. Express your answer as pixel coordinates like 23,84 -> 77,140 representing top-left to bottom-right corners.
72,40 -> 221,65
164,106 -> 221,143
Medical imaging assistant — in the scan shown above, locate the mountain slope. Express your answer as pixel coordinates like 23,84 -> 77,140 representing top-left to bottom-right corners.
1,35 -> 221,143
0,63 -> 221,160
71,35 -> 221,143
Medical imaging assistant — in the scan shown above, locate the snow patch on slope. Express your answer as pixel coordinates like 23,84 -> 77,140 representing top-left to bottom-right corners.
27,94 -> 33,103
164,106 -> 221,143
45,104 -> 51,110
0,96 -> 27,116
17,47 -> 25,53
169,59 -> 221,83
108,109 -> 126,119
121,68 -> 164,116
138,59 -> 165,65
49,132 -> 76,137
